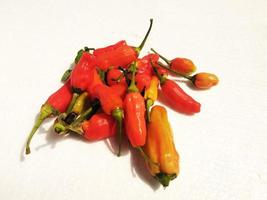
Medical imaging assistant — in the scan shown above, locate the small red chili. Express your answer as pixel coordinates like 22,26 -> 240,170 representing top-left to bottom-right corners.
136,73 -> 151,92
82,113 -> 116,141
107,68 -> 127,86
25,80 -> 73,154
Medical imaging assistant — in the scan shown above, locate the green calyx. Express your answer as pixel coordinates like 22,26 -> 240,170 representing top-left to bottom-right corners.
145,99 -> 154,123
112,108 -> 124,156
155,173 -> 177,187
127,62 -> 139,93
25,103 -> 56,155
135,18 -> 153,55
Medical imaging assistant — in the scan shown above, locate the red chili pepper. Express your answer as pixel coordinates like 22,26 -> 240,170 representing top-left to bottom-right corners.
152,63 -> 201,114
93,19 -> 153,70
151,48 -> 196,75
107,68 -> 127,86
124,63 -> 147,147
67,52 -> 96,113
136,73 -> 151,92
25,80 -> 73,154
87,67 -> 104,99
161,80 -> 200,114
93,84 -> 124,156
82,113 -> 116,141
110,84 -> 127,99
136,53 -> 159,76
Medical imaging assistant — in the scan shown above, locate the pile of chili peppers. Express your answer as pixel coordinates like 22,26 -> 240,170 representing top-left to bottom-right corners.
25,19 -> 219,187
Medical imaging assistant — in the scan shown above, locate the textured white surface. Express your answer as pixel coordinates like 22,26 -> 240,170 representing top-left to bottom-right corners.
0,0 -> 267,199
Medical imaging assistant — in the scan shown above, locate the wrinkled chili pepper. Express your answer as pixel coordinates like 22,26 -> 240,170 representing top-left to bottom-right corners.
61,47 -> 95,83
93,84 -> 124,156
124,62 -> 147,147
144,105 -> 179,187
68,52 -> 96,113
81,113 -> 116,141
152,63 -> 201,114
93,19 -> 153,70
87,67 -> 104,99
151,48 -> 196,75
144,76 -> 159,122
25,80 -> 73,154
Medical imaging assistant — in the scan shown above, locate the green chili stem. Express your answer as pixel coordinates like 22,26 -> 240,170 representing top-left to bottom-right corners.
155,173 -> 177,187
112,108 -> 124,156
66,93 -> 80,114
145,99 -> 154,123
127,63 -> 139,93
150,48 -> 170,65
151,61 -> 166,84
25,104 -> 55,154
71,100 -> 100,127
135,19 -> 154,54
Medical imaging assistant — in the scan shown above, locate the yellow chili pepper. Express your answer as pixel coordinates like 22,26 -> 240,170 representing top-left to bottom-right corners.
144,105 -> 180,187
144,76 -> 159,122
54,92 -> 89,133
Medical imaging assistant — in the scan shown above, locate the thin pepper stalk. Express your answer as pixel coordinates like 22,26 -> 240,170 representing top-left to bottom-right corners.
151,48 -> 196,75
157,62 -> 219,89
135,19 -> 154,55
25,81 -> 72,154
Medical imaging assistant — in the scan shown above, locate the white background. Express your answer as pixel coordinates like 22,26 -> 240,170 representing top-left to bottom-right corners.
0,0 -> 267,199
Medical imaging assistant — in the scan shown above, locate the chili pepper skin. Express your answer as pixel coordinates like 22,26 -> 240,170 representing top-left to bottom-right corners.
136,73 -> 151,92
161,80 -> 201,114
107,68 -> 127,86
144,76 -> 159,122
192,72 -> 219,89
151,48 -> 196,75
25,80 -> 72,154
94,40 -> 137,70
124,63 -> 147,147
87,67 -> 104,99
82,113 -> 116,141
93,19 -> 153,70
70,52 -> 96,92
144,105 -> 179,187
110,84 -> 127,99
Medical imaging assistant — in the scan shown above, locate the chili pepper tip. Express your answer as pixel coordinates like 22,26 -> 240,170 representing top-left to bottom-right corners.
155,173 -> 177,187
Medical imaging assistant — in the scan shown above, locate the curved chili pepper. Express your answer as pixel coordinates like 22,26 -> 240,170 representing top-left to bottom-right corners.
25,80 -> 72,154
93,19 -> 153,70
144,105 -> 179,187
82,113 -> 117,141
151,48 -> 196,75
87,67 -> 104,99
93,84 -> 124,156
124,63 -> 147,147
144,76 -> 159,122
152,63 -> 201,114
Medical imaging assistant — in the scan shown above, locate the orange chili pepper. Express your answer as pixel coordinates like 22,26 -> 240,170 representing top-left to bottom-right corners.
144,105 -> 180,187
124,63 -> 147,147
192,72 -> 219,89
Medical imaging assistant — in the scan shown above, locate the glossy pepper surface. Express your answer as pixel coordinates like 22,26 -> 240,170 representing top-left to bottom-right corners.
82,113 -> 116,141
192,72 -> 219,89
161,79 -> 201,114
25,80 -> 73,154
124,63 -> 147,147
144,105 -> 179,187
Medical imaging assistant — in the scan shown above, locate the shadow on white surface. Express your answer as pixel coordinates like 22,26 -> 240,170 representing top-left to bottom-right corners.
130,147 -> 161,190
